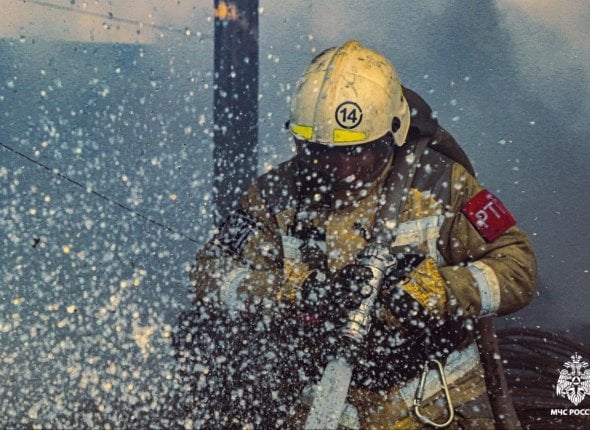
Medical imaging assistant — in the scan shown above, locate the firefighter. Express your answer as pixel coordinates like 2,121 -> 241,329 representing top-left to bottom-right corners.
186,40 -> 536,429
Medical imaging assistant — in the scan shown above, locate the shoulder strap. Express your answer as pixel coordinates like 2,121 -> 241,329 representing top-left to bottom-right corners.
372,136 -> 430,244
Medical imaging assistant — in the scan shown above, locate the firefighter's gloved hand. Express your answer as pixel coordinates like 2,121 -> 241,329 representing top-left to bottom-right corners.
383,257 -> 448,328
296,264 -> 374,325
296,269 -> 332,324
299,241 -> 328,273
386,251 -> 427,283
332,264 -> 376,315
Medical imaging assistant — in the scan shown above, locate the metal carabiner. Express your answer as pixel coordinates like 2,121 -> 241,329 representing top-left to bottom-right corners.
413,359 -> 455,428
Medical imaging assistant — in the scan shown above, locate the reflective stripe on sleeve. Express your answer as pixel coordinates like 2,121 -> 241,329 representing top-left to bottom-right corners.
467,261 -> 501,316
219,267 -> 250,310
281,235 -> 304,261
282,234 -> 327,262
393,215 -> 446,265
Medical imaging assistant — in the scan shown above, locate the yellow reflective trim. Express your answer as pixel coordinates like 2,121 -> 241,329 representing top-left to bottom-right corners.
333,129 -> 367,143
290,124 -> 313,140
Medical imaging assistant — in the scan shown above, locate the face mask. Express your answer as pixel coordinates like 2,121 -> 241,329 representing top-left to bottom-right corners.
295,136 -> 394,196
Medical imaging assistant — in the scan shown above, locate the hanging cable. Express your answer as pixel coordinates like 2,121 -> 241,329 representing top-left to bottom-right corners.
25,0 -> 211,38
0,140 -> 201,245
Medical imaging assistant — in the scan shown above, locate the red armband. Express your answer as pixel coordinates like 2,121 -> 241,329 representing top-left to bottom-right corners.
461,189 -> 516,242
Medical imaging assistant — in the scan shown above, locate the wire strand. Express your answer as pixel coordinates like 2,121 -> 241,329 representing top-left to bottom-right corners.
0,140 -> 201,245
25,0 -> 211,38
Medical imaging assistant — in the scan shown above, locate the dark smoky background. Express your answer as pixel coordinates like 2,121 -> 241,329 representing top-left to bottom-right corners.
0,0 -> 588,425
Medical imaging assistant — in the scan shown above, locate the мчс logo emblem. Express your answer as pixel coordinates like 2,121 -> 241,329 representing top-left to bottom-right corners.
556,353 -> 590,406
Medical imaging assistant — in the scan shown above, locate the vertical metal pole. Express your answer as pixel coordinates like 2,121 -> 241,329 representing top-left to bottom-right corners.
213,0 -> 259,221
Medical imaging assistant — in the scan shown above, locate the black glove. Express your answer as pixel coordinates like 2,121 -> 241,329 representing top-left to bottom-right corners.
385,251 -> 426,283
290,224 -> 328,272
296,269 -> 331,323
299,241 -> 329,273
293,264 -> 376,370
296,264 -> 374,325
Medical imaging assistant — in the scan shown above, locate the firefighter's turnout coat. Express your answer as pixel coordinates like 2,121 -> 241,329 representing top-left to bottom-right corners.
189,91 -> 536,429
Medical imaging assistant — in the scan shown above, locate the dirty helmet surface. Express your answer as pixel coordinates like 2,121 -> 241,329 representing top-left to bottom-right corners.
289,40 -> 410,147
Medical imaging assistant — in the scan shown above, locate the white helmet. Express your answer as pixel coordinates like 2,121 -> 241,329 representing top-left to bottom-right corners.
289,40 -> 410,147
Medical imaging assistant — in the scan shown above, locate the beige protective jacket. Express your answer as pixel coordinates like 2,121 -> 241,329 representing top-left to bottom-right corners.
190,125 -> 536,429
